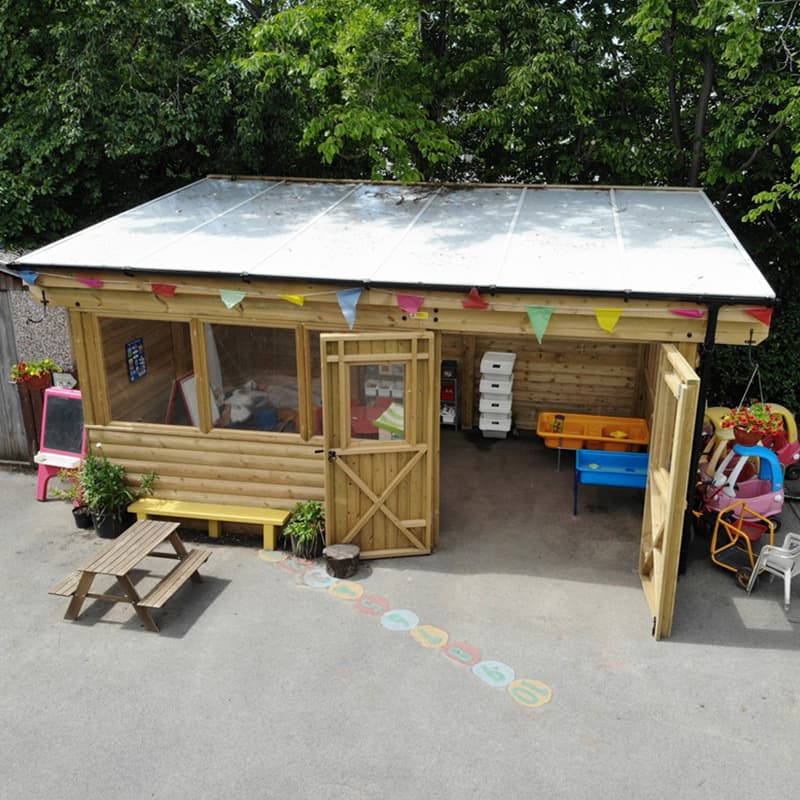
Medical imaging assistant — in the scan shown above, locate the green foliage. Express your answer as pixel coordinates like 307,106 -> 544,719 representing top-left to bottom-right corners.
78,453 -> 156,522
285,499 -> 325,558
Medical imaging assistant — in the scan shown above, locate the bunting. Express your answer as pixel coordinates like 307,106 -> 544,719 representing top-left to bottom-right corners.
595,308 -> 623,334
220,289 -> 246,309
337,288 -> 362,329
526,306 -> 554,344
280,294 -> 306,306
151,283 -> 177,297
669,309 -> 705,319
77,276 -> 104,289
745,307 -> 773,326
462,287 -> 489,309
396,294 -> 424,315
19,270 -> 38,285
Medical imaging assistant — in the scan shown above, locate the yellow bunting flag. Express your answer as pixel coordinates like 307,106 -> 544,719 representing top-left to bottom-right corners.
595,308 -> 623,334
280,294 -> 306,306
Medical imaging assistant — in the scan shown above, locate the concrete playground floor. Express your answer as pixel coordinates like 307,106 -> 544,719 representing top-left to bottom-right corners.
1,432 -> 798,800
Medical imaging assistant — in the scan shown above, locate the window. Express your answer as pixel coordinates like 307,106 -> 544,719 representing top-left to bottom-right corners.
99,317 -> 193,425
207,324 -> 301,433
349,363 -> 406,440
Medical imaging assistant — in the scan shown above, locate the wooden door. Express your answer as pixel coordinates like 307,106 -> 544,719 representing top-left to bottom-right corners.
640,344 -> 700,639
321,332 -> 437,558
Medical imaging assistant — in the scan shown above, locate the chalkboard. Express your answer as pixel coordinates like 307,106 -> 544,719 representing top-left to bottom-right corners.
42,392 -> 84,455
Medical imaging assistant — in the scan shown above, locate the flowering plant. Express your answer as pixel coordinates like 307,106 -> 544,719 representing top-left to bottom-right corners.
10,358 -> 60,383
721,402 -> 783,435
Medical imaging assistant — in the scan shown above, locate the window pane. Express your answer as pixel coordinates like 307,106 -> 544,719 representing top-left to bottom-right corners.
99,318 -> 193,425
350,363 -> 405,440
207,324 -> 298,433
309,331 -> 323,436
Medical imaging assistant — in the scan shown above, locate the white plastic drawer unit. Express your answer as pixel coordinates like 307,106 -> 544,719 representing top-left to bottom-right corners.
479,412 -> 512,431
479,376 -> 513,395
479,396 -> 512,414
479,351 -> 516,376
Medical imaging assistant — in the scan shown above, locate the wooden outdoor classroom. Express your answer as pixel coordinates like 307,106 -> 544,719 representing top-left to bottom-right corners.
14,177 -> 775,638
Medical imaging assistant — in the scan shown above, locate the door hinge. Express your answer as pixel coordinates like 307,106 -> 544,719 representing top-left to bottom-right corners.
651,616 -> 657,637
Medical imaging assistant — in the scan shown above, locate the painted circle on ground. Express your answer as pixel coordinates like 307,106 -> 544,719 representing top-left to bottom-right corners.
278,557 -> 312,574
380,609 -> 419,631
410,624 -> 448,649
328,580 -> 364,600
472,660 -> 515,688
354,594 -> 392,616
258,550 -> 288,564
508,678 -> 553,708
303,568 -> 337,589
441,641 -> 481,667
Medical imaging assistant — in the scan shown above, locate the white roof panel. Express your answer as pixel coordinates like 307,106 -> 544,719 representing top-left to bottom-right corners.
18,177 -> 774,301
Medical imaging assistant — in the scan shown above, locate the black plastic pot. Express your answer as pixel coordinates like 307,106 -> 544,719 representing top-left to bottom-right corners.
94,510 -> 135,539
72,506 -> 93,530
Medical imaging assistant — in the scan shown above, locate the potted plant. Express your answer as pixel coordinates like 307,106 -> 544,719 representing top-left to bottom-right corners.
284,499 -> 325,559
721,402 -> 783,445
78,453 -> 157,538
51,467 -> 93,529
10,358 -> 61,388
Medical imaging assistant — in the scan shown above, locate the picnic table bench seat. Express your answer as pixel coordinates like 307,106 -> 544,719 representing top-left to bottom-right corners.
138,548 -> 211,609
128,498 -> 291,550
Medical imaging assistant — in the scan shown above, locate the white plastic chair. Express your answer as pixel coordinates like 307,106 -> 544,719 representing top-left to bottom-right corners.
745,532 -> 800,610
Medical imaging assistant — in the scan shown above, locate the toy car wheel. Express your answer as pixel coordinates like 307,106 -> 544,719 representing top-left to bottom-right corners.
785,464 -> 800,481
771,517 -> 782,534
736,567 -> 752,591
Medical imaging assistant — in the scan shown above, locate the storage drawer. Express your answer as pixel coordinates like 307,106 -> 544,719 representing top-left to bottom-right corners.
479,412 -> 512,432
479,376 -> 513,395
479,351 -> 516,376
479,396 -> 512,414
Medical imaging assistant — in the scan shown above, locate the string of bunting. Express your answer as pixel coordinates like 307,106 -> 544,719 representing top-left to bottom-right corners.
14,269 -> 773,336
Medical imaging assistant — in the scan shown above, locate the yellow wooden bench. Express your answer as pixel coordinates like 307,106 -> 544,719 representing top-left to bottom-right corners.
128,499 -> 290,550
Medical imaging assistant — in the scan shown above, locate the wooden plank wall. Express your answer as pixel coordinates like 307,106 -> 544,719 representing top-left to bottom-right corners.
99,317 -> 192,423
0,289 -> 29,461
442,333 -> 644,430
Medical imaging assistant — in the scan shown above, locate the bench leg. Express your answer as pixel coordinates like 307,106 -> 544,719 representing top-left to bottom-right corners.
117,574 -> 159,632
263,525 -> 278,550
65,571 -> 95,620
135,512 -> 149,521
208,520 -> 221,539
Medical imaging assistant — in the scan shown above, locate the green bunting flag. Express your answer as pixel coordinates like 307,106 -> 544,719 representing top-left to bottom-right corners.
526,306 -> 554,343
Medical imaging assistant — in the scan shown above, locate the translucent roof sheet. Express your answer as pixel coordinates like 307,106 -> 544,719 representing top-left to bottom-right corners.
18,177 -> 774,301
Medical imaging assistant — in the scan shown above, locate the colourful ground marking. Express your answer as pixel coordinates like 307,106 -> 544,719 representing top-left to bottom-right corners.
411,624 -> 448,649
472,660 -> 515,688
442,641 -> 481,667
259,550 -> 288,564
380,609 -> 419,631
508,678 -> 553,708
303,568 -> 337,589
354,594 -> 392,616
278,557 -> 312,574
328,580 -> 364,600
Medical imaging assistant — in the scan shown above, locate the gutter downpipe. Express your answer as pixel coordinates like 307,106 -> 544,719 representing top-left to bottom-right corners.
680,301 -> 722,573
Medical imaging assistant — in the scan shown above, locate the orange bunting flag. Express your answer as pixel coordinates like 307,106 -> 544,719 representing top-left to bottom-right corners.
151,283 -> 177,297
595,308 -> 623,334
745,308 -> 773,326
280,294 -> 306,306
462,287 -> 490,309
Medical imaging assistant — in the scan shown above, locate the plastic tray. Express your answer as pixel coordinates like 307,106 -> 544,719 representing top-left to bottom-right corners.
536,411 -> 649,452
480,351 -> 516,376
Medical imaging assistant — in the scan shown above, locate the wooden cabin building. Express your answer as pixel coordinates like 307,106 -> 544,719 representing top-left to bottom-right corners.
14,178 -> 775,638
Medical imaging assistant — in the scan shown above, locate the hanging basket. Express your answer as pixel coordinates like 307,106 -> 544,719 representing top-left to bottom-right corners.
733,427 -> 761,446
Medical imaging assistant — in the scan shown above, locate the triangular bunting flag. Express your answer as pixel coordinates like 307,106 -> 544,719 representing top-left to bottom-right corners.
220,289 -> 246,309
669,308 -> 705,319
745,307 -> 773,326
77,275 -> 104,289
337,288 -> 362,330
280,294 -> 306,306
595,308 -> 623,334
526,306 -> 554,344
151,283 -> 177,297
397,294 -> 424,315
19,270 -> 38,285
462,287 -> 489,309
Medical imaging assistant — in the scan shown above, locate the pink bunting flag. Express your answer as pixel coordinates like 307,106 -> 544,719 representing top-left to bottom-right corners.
669,308 -> 705,319
746,308 -> 773,326
462,287 -> 489,309
77,276 -> 104,289
151,283 -> 177,297
396,294 -> 424,315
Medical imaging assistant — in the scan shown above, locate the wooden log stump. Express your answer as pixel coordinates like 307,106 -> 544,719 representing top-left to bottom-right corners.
323,544 -> 360,579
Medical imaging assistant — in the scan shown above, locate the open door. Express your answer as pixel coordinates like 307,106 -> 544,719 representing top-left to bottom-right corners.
321,332 -> 437,558
640,344 -> 700,639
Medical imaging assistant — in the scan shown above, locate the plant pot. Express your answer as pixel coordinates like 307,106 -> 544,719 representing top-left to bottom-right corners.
733,426 -> 761,446
72,506 -> 93,529
290,533 -> 324,560
94,510 -> 135,539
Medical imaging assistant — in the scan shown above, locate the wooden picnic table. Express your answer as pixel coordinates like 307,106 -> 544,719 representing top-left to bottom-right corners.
49,519 -> 211,632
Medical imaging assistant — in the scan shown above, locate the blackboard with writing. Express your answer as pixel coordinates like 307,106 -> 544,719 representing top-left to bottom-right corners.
42,392 -> 84,454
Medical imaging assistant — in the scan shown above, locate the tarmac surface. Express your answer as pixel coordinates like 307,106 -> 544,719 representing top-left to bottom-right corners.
1,442 -> 798,799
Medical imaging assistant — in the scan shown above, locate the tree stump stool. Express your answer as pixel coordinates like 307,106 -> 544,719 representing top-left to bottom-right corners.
323,544 -> 360,579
